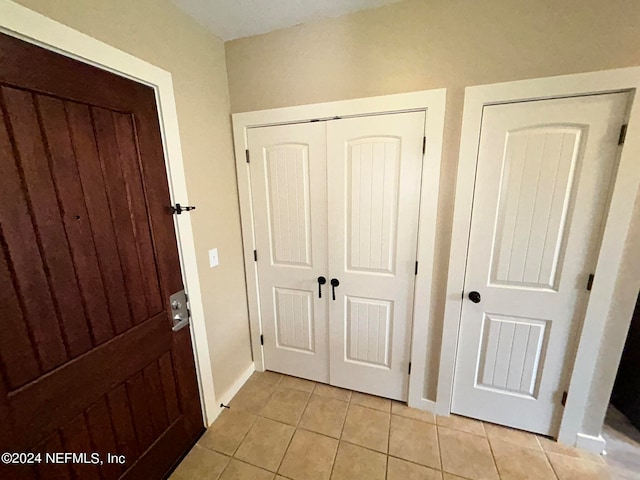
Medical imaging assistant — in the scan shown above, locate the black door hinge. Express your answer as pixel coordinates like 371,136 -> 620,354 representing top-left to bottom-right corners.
253,250 -> 258,261
260,334 -> 264,346
586,274 -> 594,291
618,124 -> 628,145
561,391 -> 568,406
169,203 -> 196,215
245,149 -> 250,163
415,261 -> 419,275
422,136 -> 426,154
408,362 -> 412,375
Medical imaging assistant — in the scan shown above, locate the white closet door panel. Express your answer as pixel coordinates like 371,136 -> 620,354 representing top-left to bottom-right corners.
453,92 -> 629,435
327,111 -> 425,401
248,122 -> 329,382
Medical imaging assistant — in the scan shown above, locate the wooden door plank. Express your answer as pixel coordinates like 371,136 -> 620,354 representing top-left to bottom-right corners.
65,102 -> 133,335
35,431 -> 73,480
142,361 -> 169,436
106,385 -> 140,463
36,95 -> 115,347
158,352 -> 181,423
112,112 -> 163,316
9,313 -> 170,451
85,397 -> 122,480
0,87 -> 68,372
125,372 -> 155,451
91,107 -> 148,324
2,86 -> 92,360
60,413 -> 103,480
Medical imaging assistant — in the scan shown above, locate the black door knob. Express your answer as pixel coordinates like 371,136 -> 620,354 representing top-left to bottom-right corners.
468,291 -> 481,303
317,276 -> 326,298
330,278 -> 340,301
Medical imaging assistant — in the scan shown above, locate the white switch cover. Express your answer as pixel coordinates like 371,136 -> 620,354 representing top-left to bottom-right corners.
208,248 -> 219,268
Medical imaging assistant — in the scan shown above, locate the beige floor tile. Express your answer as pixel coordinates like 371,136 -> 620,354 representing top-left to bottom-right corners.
299,394 -> 348,438
219,458 -> 275,480
442,475 -> 469,480
387,456 -> 443,480
438,426 -> 499,480
170,444 -> 229,480
330,441 -> 387,480
234,417 -> 295,472
484,423 -> 541,451
548,452 -> 613,480
313,383 -> 352,402
538,436 -> 606,464
491,438 -> 556,480
436,414 -> 486,436
252,370 -> 284,385
261,387 -> 311,425
392,402 -> 436,424
341,404 -> 390,453
199,408 -> 256,455
279,429 -> 338,480
230,377 -> 276,414
279,375 -> 316,392
389,415 -> 440,470
351,391 -> 391,412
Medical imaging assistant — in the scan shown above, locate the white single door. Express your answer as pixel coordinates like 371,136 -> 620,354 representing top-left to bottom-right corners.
248,122 -> 330,382
327,112 -> 426,401
452,93 -> 629,434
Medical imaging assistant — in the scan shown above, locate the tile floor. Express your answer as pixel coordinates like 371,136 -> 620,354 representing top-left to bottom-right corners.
603,405 -> 640,474
170,371 -> 640,480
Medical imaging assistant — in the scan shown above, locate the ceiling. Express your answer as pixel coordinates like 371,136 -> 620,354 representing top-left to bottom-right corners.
170,0 -> 404,41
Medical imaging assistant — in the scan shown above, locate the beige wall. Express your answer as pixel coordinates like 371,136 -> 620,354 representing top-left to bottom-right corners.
225,0 -> 640,399
14,0 -> 253,399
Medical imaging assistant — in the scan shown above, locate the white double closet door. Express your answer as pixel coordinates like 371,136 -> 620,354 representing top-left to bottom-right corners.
248,112 -> 425,400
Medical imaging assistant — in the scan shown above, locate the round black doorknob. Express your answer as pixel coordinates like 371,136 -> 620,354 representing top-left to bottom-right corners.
330,278 -> 340,287
317,276 -> 327,285
468,291 -> 481,303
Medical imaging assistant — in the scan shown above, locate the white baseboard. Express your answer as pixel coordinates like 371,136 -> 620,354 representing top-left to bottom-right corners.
575,433 -> 607,454
205,362 -> 255,426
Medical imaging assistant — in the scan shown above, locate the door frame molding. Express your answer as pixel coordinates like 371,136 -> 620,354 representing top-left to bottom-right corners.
440,67 -> 640,449
0,1 -> 217,424
232,89 -> 447,410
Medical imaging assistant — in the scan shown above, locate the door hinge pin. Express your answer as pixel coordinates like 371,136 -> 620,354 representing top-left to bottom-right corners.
408,362 -> 412,375
586,273 -> 594,291
169,203 -> 196,215
415,261 -> 419,275
422,136 -> 426,154
618,124 -> 628,145
260,334 -> 264,346
561,391 -> 568,406
245,149 -> 250,163
253,250 -> 258,261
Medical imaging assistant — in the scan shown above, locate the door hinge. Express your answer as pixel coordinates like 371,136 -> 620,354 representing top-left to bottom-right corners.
245,149 -> 250,163
618,124 -> 628,145
422,136 -> 426,155
586,273 -> 594,291
415,261 -> 419,275
169,203 -> 196,215
253,250 -> 257,261
561,391 -> 568,407
408,362 -> 412,375
260,334 -> 264,346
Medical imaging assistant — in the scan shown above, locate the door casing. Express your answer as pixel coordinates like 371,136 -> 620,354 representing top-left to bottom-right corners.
0,0 -> 216,425
233,89 -> 447,411
441,68 -> 640,451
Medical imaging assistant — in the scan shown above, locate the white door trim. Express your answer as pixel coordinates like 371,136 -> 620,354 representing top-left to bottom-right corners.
0,0 -> 217,425
440,67 -> 640,448
232,89 -> 447,411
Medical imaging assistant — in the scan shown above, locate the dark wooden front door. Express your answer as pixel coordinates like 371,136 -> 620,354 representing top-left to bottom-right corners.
0,32 -> 204,479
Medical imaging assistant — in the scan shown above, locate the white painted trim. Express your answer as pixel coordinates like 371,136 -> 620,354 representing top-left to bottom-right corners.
0,0 -> 217,424
440,67 -> 640,447
215,362 -> 255,413
575,433 -> 606,454
232,89 -> 447,407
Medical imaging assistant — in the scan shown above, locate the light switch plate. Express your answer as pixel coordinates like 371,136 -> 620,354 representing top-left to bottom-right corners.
208,248 -> 219,268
